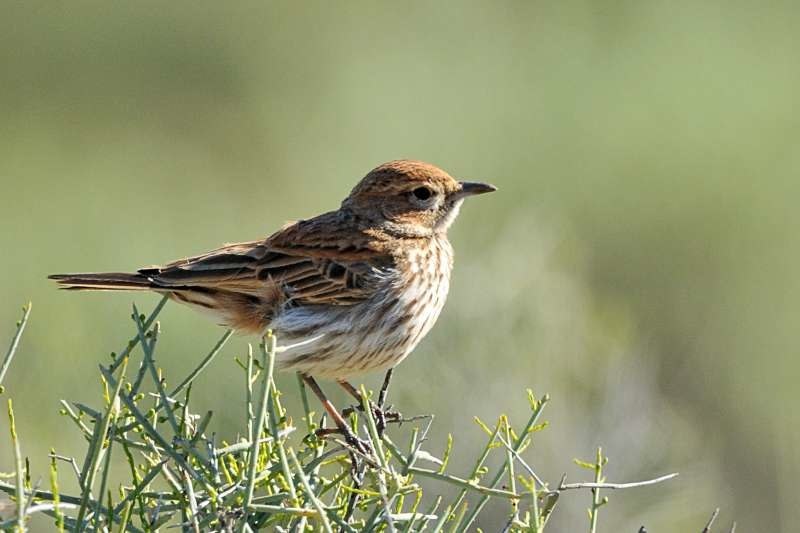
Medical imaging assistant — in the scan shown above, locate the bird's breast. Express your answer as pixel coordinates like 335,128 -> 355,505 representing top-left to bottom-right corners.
272,236 -> 454,379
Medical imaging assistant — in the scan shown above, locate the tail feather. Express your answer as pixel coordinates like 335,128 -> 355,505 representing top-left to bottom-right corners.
48,272 -> 154,291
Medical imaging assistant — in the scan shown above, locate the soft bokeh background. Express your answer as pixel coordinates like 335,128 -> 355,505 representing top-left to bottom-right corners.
2,1 -> 798,530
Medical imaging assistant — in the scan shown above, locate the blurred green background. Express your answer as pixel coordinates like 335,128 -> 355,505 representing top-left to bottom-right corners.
2,1 -> 799,530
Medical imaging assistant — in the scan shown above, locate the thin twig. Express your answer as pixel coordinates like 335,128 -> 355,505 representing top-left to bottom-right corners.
702,508 -> 720,532
360,385 -> 396,533
288,450 -> 333,533
0,303 -> 31,389
406,467 -> 519,500
444,417 -> 502,530
181,388 -> 200,533
589,448 -> 604,533
74,357 -> 129,532
111,460 -> 168,517
558,472 -> 679,491
461,391 -> 549,530
7,399 -> 25,532
211,429 -> 295,456
495,431 -> 546,487
243,333 -> 279,511
99,366 -> 201,482
170,329 -> 233,398
108,296 -> 168,373
49,453 -> 81,483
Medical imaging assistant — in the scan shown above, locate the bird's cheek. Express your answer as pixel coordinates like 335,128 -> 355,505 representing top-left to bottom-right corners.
380,201 -> 398,221
436,199 -> 464,231
381,201 -> 415,223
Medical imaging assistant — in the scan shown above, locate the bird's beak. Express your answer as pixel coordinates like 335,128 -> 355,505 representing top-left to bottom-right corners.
458,181 -> 498,197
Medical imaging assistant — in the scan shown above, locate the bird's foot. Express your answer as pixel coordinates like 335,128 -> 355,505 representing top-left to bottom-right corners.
341,402 -> 402,436
314,426 -> 373,457
375,405 -> 402,436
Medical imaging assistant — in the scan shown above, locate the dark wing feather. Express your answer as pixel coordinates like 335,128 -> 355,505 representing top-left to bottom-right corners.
139,211 -> 395,306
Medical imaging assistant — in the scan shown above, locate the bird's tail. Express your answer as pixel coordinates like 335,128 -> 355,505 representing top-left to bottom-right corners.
48,272 -> 154,291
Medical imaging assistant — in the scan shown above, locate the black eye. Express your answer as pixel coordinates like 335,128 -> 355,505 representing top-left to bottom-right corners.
412,187 -> 432,201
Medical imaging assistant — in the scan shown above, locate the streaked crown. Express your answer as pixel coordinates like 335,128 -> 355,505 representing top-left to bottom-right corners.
349,160 -> 461,198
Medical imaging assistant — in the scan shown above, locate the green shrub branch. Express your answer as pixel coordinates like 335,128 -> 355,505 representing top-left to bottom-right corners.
0,299 -> 688,532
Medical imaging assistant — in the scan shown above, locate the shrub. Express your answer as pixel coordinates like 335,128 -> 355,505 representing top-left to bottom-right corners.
0,299 -> 692,532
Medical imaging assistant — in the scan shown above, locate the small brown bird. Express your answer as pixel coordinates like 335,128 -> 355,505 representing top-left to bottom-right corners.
51,160 -> 495,442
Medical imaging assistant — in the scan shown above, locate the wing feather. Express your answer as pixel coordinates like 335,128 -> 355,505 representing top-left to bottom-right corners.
137,211 -> 395,308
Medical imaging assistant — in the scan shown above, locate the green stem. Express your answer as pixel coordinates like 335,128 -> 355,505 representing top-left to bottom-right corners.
108,296 -> 168,373
460,392 -> 549,530
0,303 -> 31,391
170,329 -> 233,398
49,450 -> 64,533
289,449 -> 333,533
243,333 -> 279,512
74,357 -> 128,532
7,399 -> 25,532
589,447 -> 606,533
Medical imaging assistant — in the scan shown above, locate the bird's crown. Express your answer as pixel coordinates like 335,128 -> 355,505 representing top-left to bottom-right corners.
348,160 -> 461,198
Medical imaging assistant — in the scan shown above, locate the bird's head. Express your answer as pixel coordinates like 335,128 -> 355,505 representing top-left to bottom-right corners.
343,160 -> 496,236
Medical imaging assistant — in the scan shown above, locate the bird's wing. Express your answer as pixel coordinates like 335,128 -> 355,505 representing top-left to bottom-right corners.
139,212 -> 395,306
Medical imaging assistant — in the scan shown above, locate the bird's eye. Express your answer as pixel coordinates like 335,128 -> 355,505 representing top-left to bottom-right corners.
412,187 -> 433,201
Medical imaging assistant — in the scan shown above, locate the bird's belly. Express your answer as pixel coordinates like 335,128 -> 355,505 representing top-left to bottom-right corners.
270,279 -> 449,380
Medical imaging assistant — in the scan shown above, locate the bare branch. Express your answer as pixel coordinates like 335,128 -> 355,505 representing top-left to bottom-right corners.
495,432 -> 546,487
702,508 -> 720,532
558,472 -> 678,491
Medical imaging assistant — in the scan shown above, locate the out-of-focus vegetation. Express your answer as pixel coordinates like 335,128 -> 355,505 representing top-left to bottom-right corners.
0,1 -> 797,530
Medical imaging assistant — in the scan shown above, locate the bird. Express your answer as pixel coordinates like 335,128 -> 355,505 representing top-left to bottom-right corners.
50,159 -> 496,446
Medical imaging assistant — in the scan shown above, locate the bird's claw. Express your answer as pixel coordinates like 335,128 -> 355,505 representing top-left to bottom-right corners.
314,426 -> 373,456
341,402 -> 402,435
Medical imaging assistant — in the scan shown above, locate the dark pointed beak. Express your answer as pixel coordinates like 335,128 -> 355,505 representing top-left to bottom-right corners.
458,181 -> 498,197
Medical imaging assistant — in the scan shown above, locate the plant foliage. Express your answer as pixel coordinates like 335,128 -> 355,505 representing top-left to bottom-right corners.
0,299 -> 686,532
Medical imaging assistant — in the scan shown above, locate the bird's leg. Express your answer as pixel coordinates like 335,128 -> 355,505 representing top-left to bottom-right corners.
338,368 -> 401,436
377,368 -> 394,411
337,380 -> 362,403
376,368 -> 398,436
338,380 -> 373,426
301,374 -> 371,457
